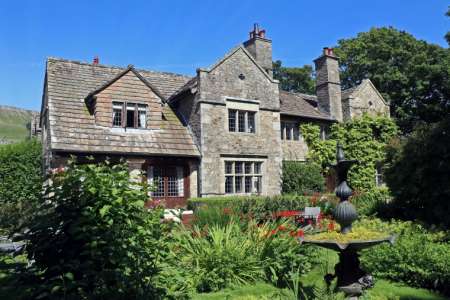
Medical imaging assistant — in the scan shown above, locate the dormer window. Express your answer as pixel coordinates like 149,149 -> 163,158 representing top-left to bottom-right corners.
112,101 -> 147,129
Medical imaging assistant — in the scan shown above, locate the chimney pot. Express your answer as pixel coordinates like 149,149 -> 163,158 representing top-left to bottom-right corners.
259,29 -> 266,38
93,56 -> 99,65
323,47 -> 335,57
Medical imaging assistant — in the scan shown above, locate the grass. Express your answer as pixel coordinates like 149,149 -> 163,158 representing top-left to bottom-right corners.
0,106 -> 35,143
191,282 -> 286,300
192,250 -> 448,300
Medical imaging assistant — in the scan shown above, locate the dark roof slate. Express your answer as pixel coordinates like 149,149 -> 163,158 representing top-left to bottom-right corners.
279,90 -> 335,121
45,57 -> 199,157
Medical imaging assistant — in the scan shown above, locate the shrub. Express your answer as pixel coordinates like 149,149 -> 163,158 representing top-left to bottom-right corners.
282,161 -> 325,195
350,187 -> 392,217
188,194 -> 337,227
385,119 -> 450,228
359,218 -> 450,295
0,139 -> 42,235
24,160 -> 169,299
188,194 -> 318,222
172,220 -> 265,292
172,219 -> 318,292
301,114 -> 398,190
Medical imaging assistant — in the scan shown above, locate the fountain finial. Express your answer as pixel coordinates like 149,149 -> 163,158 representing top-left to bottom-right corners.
336,142 -> 345,162
333,143 -> 358,234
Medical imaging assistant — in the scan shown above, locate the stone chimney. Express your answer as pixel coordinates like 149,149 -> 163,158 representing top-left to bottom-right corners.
314,47 -> 343,122
243,23 -> 273,77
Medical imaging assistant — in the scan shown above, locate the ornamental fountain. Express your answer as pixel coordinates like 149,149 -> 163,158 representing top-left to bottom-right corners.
301,143 -> 395,299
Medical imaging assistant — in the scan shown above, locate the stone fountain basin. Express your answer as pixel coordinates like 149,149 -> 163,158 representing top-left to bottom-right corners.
300,235 -> 396,252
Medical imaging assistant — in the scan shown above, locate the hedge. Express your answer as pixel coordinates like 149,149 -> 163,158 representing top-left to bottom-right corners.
282,161 -> 325,194
187,194 -> 335,222
0,139 -> 42,234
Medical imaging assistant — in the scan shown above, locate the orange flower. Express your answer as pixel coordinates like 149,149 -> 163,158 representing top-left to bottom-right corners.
328,222 -> 335,231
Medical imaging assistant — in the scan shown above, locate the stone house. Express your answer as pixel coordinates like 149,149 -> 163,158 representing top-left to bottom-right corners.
40,25 -> 389,207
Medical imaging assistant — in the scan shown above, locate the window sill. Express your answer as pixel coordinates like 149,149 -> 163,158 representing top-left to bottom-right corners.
110,127 -> 158,134
228,131 -> 257,136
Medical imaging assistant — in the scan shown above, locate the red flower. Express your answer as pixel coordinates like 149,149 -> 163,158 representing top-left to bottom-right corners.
328,222 -> 335,231
289,231 -> 296,237
270,229 -> 277,235
296,230 -> 304,238
223,208 -> 231,215
278,225 -> 286,231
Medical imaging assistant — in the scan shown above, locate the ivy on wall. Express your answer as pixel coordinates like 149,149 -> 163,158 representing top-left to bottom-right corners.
300,114 -> 398,190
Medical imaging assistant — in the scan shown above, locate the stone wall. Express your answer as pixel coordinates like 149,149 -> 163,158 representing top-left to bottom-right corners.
342,80 -> 390,120
193,46 -> 282,196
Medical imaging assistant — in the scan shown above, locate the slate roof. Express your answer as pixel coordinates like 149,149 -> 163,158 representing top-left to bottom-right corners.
279,90 -> 335,121
45,57 -> 199,157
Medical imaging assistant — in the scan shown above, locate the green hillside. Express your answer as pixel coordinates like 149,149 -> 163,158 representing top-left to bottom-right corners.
0,106 -> 37,143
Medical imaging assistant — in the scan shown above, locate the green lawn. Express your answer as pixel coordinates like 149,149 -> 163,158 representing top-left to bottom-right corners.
193,263 -> 449,300
192,280 -> 448,300
192,282 -> 287,300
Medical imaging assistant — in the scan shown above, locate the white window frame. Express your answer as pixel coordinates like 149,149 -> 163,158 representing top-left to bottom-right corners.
224,160 -> 263,195
281,121 -> 300,141
225,98 -> 259,134
112,101 -> 148,129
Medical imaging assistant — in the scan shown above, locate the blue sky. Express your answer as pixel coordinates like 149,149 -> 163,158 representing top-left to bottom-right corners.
0,0 -> 448,111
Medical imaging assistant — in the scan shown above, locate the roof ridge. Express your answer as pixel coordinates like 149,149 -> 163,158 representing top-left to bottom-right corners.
47,57 -> 192,79
279,89 -> 317,98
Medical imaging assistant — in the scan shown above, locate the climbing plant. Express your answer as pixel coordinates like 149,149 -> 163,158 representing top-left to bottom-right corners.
300,114 -> 397,190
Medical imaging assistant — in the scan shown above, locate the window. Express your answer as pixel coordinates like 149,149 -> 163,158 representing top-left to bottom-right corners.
149,166 -> 184,197
138,105 -> 147,128
224,161 -> 262,194
112,101 -> 147,129
375,164 -> 384,187
247,112 -> 255,133
228,109 -> 256,133
126,103 -> 136,127
112,102 -> 123,127
228,110 -> 237,132
320,125 -> 328,140
281,121 -> 300,141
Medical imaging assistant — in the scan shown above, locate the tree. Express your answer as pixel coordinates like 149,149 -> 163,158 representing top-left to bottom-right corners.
446,7 -> 450,45
334,27 -> 450,133
301,114 -> 398,191
385,119 -> 450,228
0,139 -> 42,235
24,160 -> 169,299
273,60 -> 315,94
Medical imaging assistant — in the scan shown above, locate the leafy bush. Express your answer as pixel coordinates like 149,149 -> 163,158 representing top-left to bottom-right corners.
189,194 -> 336,227
350,187 -> 392,217
189,195 -> 310,219
24,161 -> 169,299
359,218 -> 450,295
172,220 -> 265,292
282,161 -> 325,195
301,114 -> 398,190
171,219 -> 318,292
385,119 -> 450,228
0,139 -> 42,235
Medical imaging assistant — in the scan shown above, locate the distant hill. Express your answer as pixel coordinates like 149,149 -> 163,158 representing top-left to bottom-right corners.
0,105 -> 38,144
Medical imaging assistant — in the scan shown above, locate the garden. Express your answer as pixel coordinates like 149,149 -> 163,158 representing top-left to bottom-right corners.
1,114 -> 450,300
